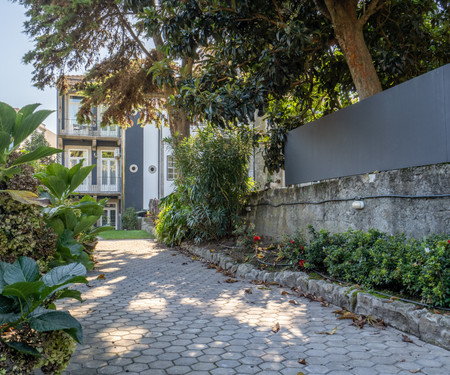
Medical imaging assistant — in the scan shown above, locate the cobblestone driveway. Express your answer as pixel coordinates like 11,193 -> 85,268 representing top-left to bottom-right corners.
63,240 -> 450,375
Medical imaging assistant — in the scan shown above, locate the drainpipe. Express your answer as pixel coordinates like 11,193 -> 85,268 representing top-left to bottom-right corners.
121,128 -> 126,229
157,127 -> 161,199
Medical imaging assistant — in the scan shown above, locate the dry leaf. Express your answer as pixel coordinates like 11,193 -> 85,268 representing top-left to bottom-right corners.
297,372 -> 305,375
258,286 -> 271,290
402,335 -> 415,344
245,289 -> 253,294
298,358 -> 307,365
225,278 -> 238,283
409,370 -> 421,373
210,249 -> 215,252
272,322 -> 280,333
96,274 -> 105,280
281,291 -> 291,296
317,326 -> 338,335
289,300 -> 299,305
257,253 -> 265,259
269,282 -> 282,286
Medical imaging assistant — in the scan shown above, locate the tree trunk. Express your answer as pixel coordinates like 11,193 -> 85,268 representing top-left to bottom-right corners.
168,106 -> 190,139
324,0 -> 382,100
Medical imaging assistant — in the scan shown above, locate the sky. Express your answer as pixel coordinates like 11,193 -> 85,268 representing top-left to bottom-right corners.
0,1 -> 57,133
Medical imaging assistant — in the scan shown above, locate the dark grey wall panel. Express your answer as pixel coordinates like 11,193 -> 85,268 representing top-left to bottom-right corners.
124,121 -> 144,209
285,64 -> 450,185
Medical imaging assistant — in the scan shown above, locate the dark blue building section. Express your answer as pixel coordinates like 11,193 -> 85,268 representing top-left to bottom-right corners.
124,121 -> 144,210
285,64 -> 450,185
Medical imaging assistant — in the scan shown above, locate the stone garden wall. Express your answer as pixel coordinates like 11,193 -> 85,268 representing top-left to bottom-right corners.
245,163 -> 449,240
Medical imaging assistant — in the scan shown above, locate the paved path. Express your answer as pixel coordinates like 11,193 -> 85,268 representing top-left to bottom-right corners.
62,240 -> 450,375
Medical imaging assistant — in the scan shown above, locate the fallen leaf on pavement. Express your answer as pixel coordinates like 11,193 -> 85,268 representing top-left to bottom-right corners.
297,372 -> 305,375
258,286 -> 271,290
316,326 -> 338,335
272,322 -> 280,333
245,288 -> 253,294
289,300 -> 299,305
225,278 -> 238,283
96,274 -> 105,280
409,369 -> 421,373
298,358 -> 307,365
281,291 -> 291,296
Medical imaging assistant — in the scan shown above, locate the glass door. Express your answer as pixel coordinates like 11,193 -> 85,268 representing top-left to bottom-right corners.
101,203 -> 117,228
68,149 -> 89,191
101,150 -> 118,192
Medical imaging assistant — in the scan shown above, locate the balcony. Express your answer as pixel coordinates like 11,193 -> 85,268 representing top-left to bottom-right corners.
72,177 -> 122,195
60,119 -> 121,138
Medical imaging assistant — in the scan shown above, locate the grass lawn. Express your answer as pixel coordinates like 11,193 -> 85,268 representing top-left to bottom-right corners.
98,230 -> 155,240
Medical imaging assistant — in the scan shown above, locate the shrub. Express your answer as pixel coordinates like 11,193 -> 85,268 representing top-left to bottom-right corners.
0,153 -> 57,268
156,127 -> 253,245
122,207 -> 139,230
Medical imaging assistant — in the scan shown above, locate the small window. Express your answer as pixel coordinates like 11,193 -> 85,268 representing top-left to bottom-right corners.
167,155 -> 177,181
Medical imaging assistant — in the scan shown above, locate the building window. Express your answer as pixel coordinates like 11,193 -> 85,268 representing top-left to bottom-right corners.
101,203 -> 117,228
167,155 -> 177,181
68,149 -> 89,190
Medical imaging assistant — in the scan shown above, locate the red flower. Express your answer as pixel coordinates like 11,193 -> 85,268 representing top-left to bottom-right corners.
253,235 -> 261,242
290,240 -> 295,244
299,259 -> 306,267
301,246 -> 304,250
448,240 -> 450,244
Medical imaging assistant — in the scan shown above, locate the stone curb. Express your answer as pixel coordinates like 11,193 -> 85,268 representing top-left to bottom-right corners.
181,243 -> 450,351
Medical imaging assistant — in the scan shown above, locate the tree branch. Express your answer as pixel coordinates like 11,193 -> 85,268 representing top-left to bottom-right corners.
359,0 -> 384,26
272,0 -> 284,24
113,3 -> 153,59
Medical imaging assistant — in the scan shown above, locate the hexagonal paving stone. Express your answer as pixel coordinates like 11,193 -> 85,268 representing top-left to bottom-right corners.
60,240 -> 450,375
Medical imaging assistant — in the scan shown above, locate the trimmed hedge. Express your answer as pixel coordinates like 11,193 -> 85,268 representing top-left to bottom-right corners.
286,227 -> 449,308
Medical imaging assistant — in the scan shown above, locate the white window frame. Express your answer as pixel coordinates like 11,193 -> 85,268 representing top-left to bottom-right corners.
99,148 -> 120,192
66,147 -> 91,191
167,155 -> 177,181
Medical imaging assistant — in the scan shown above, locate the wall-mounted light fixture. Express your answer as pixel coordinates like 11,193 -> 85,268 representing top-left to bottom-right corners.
352,200 -> 365,210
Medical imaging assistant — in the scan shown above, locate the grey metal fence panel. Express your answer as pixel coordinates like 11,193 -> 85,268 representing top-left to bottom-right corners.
285,64 -> 450,185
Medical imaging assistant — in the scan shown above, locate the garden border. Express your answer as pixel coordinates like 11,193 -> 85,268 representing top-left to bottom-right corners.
181,243 -> 450,351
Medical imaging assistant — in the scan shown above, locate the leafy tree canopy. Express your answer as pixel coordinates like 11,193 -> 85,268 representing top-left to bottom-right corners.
15,0 -> 449,171
154,0 -> 449,171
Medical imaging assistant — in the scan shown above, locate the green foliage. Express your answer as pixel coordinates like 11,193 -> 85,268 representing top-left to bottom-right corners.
0,154 -> 57,268
233,222 -> 257,249
0,102 -> 61,183
297,228 -> 450,307
22,129 -> 54,172
35,161 -> 95,205
122,207 -> 138,230
155,0 -> 450,172
0,257 -> 87,356
156,127 -> 253,245
38,162 -> 112,270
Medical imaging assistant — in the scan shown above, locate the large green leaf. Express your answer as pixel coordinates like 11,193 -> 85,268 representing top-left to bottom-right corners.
61,208 -> 79,231
13,109 -> 53,148
0,295 -> 15,314
73,200 -> 104,216
57,289 -> 83,302
2,281 -> 44,301
11,146 -> 62,166
42,263 -> 87,288
73,215 -> 100,235
78,251 -> 94,270
58,230 -> 84,257
3,257 -> 40,284
69,164 -> 95,193
36,175 -> 68,201
4,341 -> 41,356
48,217 -> 65,235
3,190 -> 49,207
0,130 -> 10,155
0,102 -> 16,134
29,310 -> 83,343
17,103 -> 40,122
0,312 -> 21,325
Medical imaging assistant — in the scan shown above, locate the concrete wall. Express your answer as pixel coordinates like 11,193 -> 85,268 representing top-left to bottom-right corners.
245,163 -> 449,240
